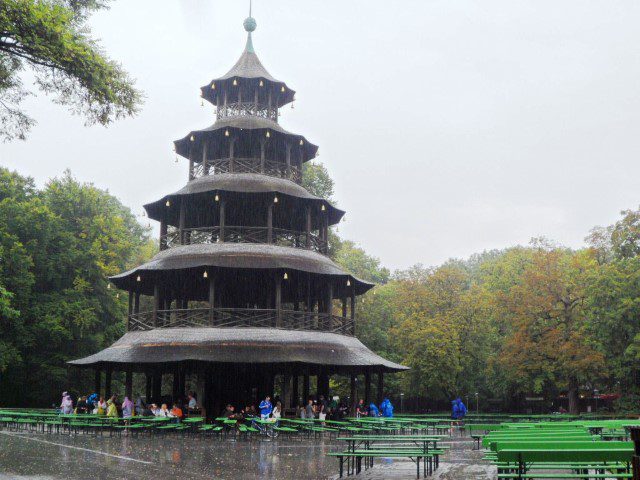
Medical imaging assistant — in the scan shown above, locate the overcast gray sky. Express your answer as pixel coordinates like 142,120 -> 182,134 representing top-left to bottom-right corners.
2,0 -> 640,271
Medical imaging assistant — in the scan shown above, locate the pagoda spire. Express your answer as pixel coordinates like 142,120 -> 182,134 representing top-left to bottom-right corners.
243,1 -> 257,54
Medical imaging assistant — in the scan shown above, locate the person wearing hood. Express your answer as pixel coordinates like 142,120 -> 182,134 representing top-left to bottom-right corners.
369,402 -> 380,417
380,398 -> 394,418
60,392 -> 74,415
122,397 -> 134,419
451,399 -> 460,420
457,398 -> 467,419
106,396 -> 119,418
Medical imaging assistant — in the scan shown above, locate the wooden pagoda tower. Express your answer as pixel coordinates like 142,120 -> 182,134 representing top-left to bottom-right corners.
70,13 -> 406,416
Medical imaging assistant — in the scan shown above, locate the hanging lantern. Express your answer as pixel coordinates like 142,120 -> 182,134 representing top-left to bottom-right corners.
274,196 -> 279,203
136,275 -> 141,282
259,80 -> 264,87
233,78 -> 238,86
165,200 -> 171,207
107,283 -> 111,290
214,194 -> 219,202
321,204 -> 326,211
299,139 -> 304,146
190,135 -> 195,142
283,272 -> 288,280
116,293 -> 120,299
211,83 -> 216,89
203,271 -> 208,279
347,279 -> 351,287
281,86 -> 285,92
266,131 -> 270,138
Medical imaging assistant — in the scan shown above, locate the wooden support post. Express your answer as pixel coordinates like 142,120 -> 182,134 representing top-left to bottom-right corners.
179,200 -> 186,244
350,374 -> 357,410
377,371 -> 384,406
208,277 -> 215,324
145,373 -> 152,402
285,143 -> 292,178
219,199 -> 225,242
94,369 -> 101,396
260,139 -> 266,173
305,205 -> 311,249
188,153 -> 194,181
172,370 -> 180,402
134,292 -> 140,314
267,203 -> 273,243
292,375 -> 299,408
153,283 -> 160,327
105,368 -> 112,399
282,374 -> 291,410
303,374 -> 310,403
202,138 -> 208,175
229,138 -> 235,172
152,372 -> 162,403
342,297 -> 347,319
275,275 -> 282,328
364,370 -> 371,406
125,369 -> 133,399
160,220 -> 168,250
326,282 -> 334,330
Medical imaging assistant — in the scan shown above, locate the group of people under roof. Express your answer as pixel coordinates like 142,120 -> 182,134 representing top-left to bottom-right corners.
59,390 -> 199,421
354,398 -> 395,418
60,390 -> 395,423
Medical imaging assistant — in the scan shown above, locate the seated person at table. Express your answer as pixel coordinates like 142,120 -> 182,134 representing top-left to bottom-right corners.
157,403 -> 171,417
170,402 -> 184,421
149,404 -> 161,416
369,402 -> 380,417
76,396 -> 88,414
106,396 -> 119,418
187,393 -> 197,410
244,405 -> 257,418
356,399 -> 368,417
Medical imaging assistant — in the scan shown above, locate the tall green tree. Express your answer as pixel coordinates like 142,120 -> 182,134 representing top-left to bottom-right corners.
0,168 -> 149,406
0,0 -> 141,141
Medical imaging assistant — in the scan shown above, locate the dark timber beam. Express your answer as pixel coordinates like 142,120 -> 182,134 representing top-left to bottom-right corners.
364,370 -> 371,406
94,369 -> 101,397
105,367 -> 112,399
125,368 -> 133,399
377,371 -> 384,406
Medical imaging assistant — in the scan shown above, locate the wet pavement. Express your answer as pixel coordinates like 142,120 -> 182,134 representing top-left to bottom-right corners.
0,431 -> 495,479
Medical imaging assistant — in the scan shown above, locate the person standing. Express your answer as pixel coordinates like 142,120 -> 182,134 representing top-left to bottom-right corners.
259,395 -> 273,420
106,396 -> 118,418
60,393 -> 74,415
122,397 -> 134,419
272,401 -> 282,419
305,399 -> 315,419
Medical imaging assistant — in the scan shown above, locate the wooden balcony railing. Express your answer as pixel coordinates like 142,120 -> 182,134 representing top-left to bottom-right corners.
216,102 -> 278,122
191,157 -> 302,183
160,226 -> 328,254
128,308 -> 355,336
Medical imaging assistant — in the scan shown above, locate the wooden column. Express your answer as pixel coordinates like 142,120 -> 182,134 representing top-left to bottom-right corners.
125,369 -> 133,399
219,199 -> 225,242
260,139 -> 266,173
292,375 -> 299,407
305,205 -> 311,249
302,373 -> 310,403
160,220 -> 168,250
282,374 -> 291,410
350,288 -> 356,335
153,283 -> 160,327
267,203 -> 273,243
145,373 -> 152,402
350,374 -> 357,409
342,297 -> 347,319
326,282 -> 334,330
208,277 -> 215,324
152,372 -> 162,403
134,291 -> 140,314
128,290 -> 134,315
275,275 -> 282,328
188,150 -> 194,181
179,200 -> 186,245
364,370 -> 371,405
202,139 -> 209,175
172,370 -> 180,402
94,369 -> 101,396
318,371 -> 329,399
377,371 -> 384,405
105,368 -> 112,399
229,138 -> 235,172
285,144 -> 292,177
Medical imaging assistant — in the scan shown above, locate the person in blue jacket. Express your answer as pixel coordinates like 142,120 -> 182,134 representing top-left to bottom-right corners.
369,402 -> 380,417
457,398 -> 467,419
380,398 -> 394,418
451,399 -> 460,420
259,395 -> 273,420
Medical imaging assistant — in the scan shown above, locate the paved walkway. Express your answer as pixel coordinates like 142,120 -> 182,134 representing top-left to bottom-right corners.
0,430 -> 495,479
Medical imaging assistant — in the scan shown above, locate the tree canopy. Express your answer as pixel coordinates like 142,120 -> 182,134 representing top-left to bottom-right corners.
0,0 -> 141,141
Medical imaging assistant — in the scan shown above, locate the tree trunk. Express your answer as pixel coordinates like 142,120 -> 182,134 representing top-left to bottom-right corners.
568,377 -> 579,414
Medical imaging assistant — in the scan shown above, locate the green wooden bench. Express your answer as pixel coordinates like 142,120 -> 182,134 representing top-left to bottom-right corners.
328,450 -> 430,478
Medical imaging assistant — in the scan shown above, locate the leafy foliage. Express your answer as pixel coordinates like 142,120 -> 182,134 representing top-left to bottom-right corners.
0,167 -> 149,406
0,0 -> 141,141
